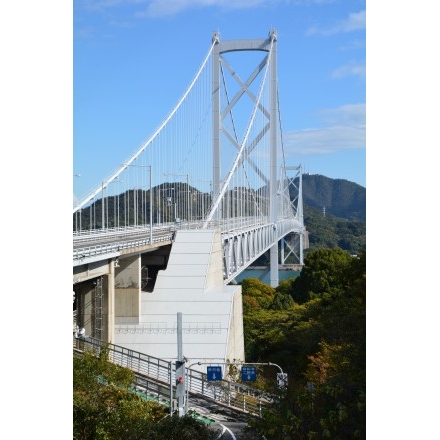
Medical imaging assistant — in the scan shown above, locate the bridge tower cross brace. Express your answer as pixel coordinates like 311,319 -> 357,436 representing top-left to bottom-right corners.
211,29 -> 280,287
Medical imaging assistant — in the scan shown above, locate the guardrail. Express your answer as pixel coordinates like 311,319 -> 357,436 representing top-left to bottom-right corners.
73,233 -> 174,265
73,217 -> 303,269
73,336 -> 272,418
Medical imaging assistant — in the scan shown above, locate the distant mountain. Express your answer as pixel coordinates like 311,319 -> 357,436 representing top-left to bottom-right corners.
303,205 -> 365,255
301,174 -> 366,255
75,172 -> 366,256
249,174 -> 366,264
302,174 -> 365,222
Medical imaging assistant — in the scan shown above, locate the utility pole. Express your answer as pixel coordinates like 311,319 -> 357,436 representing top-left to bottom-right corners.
175,313 -> 186,416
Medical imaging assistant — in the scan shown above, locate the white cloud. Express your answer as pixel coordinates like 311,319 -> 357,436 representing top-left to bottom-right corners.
142,0 -> 267,17
78,0 -> 336,18
319,103 -> 366,126
343,10 -> 366,32
74,26 -> 96,39
339,38 -> 365,51
306,10 -> 365,36
80,0 -> 126,12
331,60 -> 366,79
284,103 -> 365,155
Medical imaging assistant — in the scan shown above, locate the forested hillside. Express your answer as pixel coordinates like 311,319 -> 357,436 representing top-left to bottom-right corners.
299,174 -> 366,255
304,204 -> 365,255
302,174 -> 366,222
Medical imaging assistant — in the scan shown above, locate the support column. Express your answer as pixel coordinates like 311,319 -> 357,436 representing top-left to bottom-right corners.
212,32 -> 221,222
298,165 -> 305,265
176,312 -> 185,417
269,29 -> 279,288
269,245 -> 278,287
114,254 -> 142,324
107,259 -> 115,343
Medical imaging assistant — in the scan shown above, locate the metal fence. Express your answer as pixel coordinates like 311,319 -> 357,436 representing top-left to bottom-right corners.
73,336 -> 272,417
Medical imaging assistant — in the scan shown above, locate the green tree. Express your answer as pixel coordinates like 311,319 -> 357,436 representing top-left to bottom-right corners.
243,307 -> 292,361
240,277 -> 276,311
302,341 -> 366,439
146,413 -> 217,440
245,250 -> 366,438
73,347 -> 166,440
73,347 -> 216,440
270,291 -> 294,310
288,247 -> 353,304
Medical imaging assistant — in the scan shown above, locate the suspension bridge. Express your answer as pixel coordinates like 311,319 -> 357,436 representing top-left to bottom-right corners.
73,30 -> 307,379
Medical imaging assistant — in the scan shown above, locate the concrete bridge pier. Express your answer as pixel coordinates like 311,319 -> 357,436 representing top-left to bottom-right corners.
114,254 -> 142,327
74,253 -> 150,344
73,258 -> 115,342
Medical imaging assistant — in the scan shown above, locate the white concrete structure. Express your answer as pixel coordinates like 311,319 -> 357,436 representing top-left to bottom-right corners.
114,229 -> 245,375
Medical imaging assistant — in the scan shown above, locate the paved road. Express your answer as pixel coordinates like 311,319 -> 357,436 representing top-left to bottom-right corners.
210,421 -> 249,439
188,396 -> 256,439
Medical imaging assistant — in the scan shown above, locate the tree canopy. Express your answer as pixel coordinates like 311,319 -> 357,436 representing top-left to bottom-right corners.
73,346 -> 217,440
241,248 -> 366,439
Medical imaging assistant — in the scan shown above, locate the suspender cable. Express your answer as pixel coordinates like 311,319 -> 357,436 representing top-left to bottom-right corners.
74,38 -> 218,214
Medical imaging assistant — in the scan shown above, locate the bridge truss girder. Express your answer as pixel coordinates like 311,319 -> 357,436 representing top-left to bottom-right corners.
280,233 -> 303,266
222,218 -> 303,284
279,165 -> 307,266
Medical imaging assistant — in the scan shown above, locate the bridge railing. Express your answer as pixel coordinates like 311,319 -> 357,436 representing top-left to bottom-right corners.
73,216 -> 304,272
73,336 -> 272,417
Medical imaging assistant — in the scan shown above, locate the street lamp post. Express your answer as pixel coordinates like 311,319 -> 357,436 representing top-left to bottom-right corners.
101,178 -> 124,230
101,182 -> 105,230
164,173 -> 190,226
92,197 -> 96,230
193,179 -> 212,222
185,175 -> 189,226
136,169 -> 153,240
124,163 -> 154,232
74,174 -> 81,232
157,187 -> 174,224
149,166 -> 153,244
185,360 -> 202,414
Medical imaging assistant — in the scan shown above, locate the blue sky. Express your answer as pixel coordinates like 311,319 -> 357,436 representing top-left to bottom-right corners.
4,3 -> 440,433
73,0 -> 366,199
